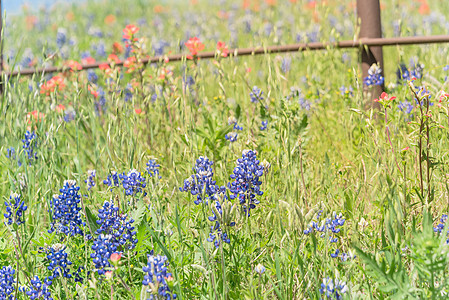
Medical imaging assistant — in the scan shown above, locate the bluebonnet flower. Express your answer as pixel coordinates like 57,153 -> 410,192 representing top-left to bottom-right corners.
87,70 -> 98,84
397,62 -> 424,82
63,109 -> 76,123
146,159 -> 161,179
20,48 -> 34,68
91,41 -> 106,58
26,275 -> 53,300
85,170 -> 96,191
180,156 -> 223,205
304,211 -> 349,259
260,120 -> 268,131
228,116 -> 243,131
207,195 -> 236,247
225,132 -> 238,142
94,88 -> 107,116
339,85 -> 353,97
87,26 -> 103,38
153,40 -> 170,56
5,147 -> 16,161
46,244 -> 72,280
4,193 -> 27,226
0,266 -> 15,299
91,234 -> 118,275
72,266 -> 86,283
103,171 -> 120,187
254,263 -> 265,274
124,84 -> 133,102
118,169 -> 147,197
22,131 -> 38,165
250,86 -> 264,103
319,277 -> 348,300
434,214 -> 449,243
95,201 -> 137,248
363,63 -> 384,87
398,100 -> 414,115
304,211 -> 345,243
281,57 -> 291,73
228,150 -> 264,216
48,180 -> 85,236
142,253 -> 176,300
56,28 -> 67,48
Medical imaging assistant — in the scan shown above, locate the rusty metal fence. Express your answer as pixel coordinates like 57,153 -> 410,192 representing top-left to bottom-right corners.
1,0 -> 449,96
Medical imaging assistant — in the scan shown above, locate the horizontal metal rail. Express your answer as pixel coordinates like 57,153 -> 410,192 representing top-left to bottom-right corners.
5,35 -> 449,77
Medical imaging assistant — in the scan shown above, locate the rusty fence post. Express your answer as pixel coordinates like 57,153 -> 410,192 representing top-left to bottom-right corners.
357,0 -> 384,105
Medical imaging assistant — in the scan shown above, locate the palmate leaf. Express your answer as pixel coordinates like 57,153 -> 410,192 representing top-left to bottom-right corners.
355,246 -> 415,298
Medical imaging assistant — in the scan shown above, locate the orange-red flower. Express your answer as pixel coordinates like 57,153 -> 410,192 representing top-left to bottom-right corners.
40,76 -> 65,95
112,42 -> 124,54
107,54 -> 121,64
124,56 -> 137,73
185,37 -> 205,59
216,41 -> 229,58
104,14 -> 116,25
123,24 -> 140,40
110,253 -> 121,263
56,104 -> 66,113
374,92 -> 396,106
81,56 -> 96,65
65,60 -> 82,71
135,108 -> 142,114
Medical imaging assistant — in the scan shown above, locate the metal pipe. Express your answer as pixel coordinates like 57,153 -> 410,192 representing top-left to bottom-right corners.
5,35 -> 449,77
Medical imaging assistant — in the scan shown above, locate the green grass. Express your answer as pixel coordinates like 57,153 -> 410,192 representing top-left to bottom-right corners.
2,0 -> 449,299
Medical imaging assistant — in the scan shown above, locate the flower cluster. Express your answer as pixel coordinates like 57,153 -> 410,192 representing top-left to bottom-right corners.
228,150 -> 264,216
433,214 -> 449,243
339,85 -> 353,97
180,156 -> 223,205
142,253 -> 176,300
91,234 -> 119,275
398,100 -> 414,115
250,86 -> 264,103
4,193 -> 27,226
46,244 -> 73,280
146,159 -> 161,179
0,266 -> 15,300
226,117 -> 243,143
364,63 -> 384,87
185,37 -> 204,60
48,180 -> 85,236
104,170 -> 147,197
95,201 -> 137,249
207,195 -> 236,248
397,61 -> 424,82
319,277 -> 348,300
22,131 -> 38,165
85,169 -> 96,191
260,120 -> 268,131
304,211 -> 354,261
26,276 -> 53,300
225,132 -> 238,143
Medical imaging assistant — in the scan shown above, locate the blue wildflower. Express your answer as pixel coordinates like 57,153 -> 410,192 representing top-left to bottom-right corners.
146,159 -> 161,179
363,63 -> 384,87
103,171 -> 119,188
46,244 -> 73,280
225,132 -> 238,142
26,275 -> 53,300
434,214 -> 449,243
260,120 -> 268,131
319,277 -> 348,300
228,150 -> 264,216
94,201 -> 137,249
339,85 -> 353,97
142,253 -> 177,300
250,86 -> 264,103
85,170 -> 96,191
90,234 -> 118,275
118,169 -> 147,197
87,70 -> 98,83
398,100 -> 413,115
0,266 -> 15,299
56,28 -> 67,48
207,194 -> 236,248
180,156 -> 223,205
281,57 -> 291,74
22,131 -> 38,165
4,193 -> 27,226
48,180 -> 85,236
5,148 -> 16,161
228,116 -> 243,131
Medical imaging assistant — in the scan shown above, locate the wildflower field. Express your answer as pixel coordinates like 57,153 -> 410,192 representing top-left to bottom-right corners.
2,0 -> 449,299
